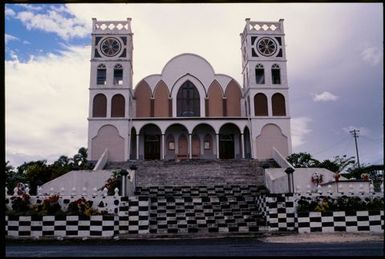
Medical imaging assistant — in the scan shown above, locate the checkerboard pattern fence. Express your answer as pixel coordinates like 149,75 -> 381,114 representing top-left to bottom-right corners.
5,186 -> 384,238
265,194 -> 296,231
5,215 -> 119,238
298,210 -> 384,233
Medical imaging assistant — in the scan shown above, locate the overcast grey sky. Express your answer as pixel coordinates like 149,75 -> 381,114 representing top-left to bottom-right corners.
5,3 -> 383,168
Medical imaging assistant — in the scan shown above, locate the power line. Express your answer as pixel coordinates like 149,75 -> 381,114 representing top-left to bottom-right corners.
350,129 -> 361,168
312,136 -> 350,157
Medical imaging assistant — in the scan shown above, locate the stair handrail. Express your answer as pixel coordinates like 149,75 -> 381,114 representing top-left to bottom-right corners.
272,147 -> 295,171
93,148 -> 109,171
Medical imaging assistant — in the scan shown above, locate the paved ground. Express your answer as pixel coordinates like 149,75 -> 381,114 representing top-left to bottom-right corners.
6,233 -> 384,257
260,232 -> 384,243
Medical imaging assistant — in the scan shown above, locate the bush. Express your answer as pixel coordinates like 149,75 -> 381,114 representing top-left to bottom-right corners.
31,194 -> 65,216
296,195 -> 384,213
66,197 -> 100,217
10,193 -> 31,215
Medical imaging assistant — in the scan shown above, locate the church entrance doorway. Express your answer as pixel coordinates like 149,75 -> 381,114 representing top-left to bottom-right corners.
144,135 -> 160,160
219,134 -> 234,159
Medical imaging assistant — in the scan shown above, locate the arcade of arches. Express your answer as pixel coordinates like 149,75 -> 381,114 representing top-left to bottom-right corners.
127,123 -> 252,160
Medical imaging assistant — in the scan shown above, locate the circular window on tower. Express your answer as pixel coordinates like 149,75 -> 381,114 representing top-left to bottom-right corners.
100,37 -> 122,57
256,37 -> 277,57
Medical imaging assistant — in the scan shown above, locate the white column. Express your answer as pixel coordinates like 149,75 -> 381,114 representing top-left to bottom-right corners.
126,134 -> 130,160
189,134 -> 192,159
136,134 -> 140,160
161,134 -> 165,160
106,95 -> 111,118
216,133 -> 220,159
241,133 -> 245,159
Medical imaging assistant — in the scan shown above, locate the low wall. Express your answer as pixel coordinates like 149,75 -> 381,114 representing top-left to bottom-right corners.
255,192 -> 384,233
6,215 -> 119,238
298,211 -> 384,233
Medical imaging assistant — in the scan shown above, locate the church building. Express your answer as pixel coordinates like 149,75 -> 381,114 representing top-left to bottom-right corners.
87,18 -> 292,162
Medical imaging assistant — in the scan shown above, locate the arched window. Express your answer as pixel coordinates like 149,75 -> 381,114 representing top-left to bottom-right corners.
111,94 -> 125,117
254,93 -> 268,116
272,93 -> 286,116
255,64 -> 265,84
177,81 -> 200,117
113,64 -> 123,85
97,64 -> 106,85
271,64 -> 281,84
92,94 -> 107,117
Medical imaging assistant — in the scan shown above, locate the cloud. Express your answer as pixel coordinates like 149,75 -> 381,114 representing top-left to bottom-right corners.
312,91 -> 339,102
12,7 -> 90,40
5,45 -> 90,167
5,7 -> 16,17
15,4 -> 44,11
342,126 -> 371,137
291,117 -> 312,148
5,33 -> 19,44
361,46 -> 383,66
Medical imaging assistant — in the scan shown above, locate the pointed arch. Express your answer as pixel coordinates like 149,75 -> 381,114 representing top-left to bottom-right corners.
254,93 -> 268,116
271,64 -> 281,84
272,93 -> 286,116
135,80 -> 152,117
92,94 -> 107,117
111,94 -> 125,117
255,64 -> 265,84
207,80 -> 223,117
154,80 -> 170,117
177,80 -> 200,117
97,64 -> 106,85
113,64 -> 123,85
225,79 -> 242,116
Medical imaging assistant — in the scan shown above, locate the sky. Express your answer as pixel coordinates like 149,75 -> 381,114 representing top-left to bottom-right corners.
4,3 -> 384,168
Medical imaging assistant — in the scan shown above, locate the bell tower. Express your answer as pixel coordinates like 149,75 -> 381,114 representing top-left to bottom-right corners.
87,18 -> 134,162
241,19 -> 292,159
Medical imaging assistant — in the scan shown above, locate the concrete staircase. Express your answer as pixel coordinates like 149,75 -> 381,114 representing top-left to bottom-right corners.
106,159 -> 279,188
118,184 -> 267,235
111,159 -> 279,236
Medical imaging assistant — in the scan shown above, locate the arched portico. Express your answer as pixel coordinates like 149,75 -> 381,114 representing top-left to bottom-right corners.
164,124 -> 189,160
139,124 -> 162,160
192,123 -> 216,159
218,123 -> 242,159
243,126 -> 252,159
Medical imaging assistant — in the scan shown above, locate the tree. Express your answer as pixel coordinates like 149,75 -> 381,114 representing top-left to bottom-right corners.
72,147 -> 91,170
17,160 -> 52,195
5,147 -> 93,195
50,155 -> 73,180
318,155 -> 355,173
286,152 -> 320,168
287,153 -> 355,174
5,161 -> 26,194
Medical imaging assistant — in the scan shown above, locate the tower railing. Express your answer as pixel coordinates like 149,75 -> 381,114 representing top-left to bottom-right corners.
92,18 -> 132,34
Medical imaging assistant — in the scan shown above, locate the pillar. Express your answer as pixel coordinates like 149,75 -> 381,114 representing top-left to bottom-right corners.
161,134 -> 165,160
216,133 -> 220,159
241,133 -> 245,159
189,133 -> 192,159
136,134 -> 139,160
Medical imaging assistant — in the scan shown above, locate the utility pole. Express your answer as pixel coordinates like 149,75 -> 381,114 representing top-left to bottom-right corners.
350,129 -> 361,168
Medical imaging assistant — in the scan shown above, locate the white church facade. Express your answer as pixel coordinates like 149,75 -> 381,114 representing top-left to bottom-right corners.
87,18 -> 292,162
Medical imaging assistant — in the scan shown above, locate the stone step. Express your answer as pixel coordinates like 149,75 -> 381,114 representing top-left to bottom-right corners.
118,184 -> 266,235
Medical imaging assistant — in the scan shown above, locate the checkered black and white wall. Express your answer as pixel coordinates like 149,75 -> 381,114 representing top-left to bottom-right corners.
5,215 -> 119,238
298,210 -> 384,233
265,193 -> 296,231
